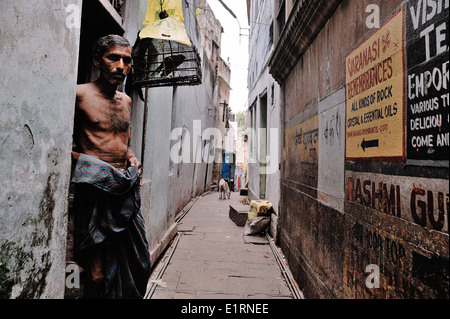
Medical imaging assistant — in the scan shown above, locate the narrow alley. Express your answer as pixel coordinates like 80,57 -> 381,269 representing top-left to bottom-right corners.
145,191 -> 297,300
1,0 -> 448,301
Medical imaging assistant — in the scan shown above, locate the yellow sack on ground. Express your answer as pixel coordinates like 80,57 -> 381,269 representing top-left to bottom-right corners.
248,200 -> 273,221
140,0 -> 192,46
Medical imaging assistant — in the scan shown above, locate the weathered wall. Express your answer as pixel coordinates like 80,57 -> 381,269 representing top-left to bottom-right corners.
141,87 -> 174,256
247,0 -> 281,236
167,45 -> 219,218
278,0 -> 449,298
0,0 -> 81,298
124,0 -> 148,162
127,0 -> 219,257
166,1 -> 218,218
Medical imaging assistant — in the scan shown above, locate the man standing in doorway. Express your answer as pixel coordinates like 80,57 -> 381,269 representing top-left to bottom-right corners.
71,34 -> 151,299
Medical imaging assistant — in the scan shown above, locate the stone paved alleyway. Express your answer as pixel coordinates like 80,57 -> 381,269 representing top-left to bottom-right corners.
145,191 -> 295,299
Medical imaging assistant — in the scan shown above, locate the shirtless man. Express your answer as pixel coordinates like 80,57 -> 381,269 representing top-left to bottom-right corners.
72,35 -> 149,298
74,34 -> 140,170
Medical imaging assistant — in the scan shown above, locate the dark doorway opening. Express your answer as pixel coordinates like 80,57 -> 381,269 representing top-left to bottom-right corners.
65,0 -> 126,299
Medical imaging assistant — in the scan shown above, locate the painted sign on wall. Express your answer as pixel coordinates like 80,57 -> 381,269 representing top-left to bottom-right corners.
345,7 -> 405,161
318,94 -> 346,212
406,0 -> 449,161
286,115 -> 319,165
346,171 -> 449,234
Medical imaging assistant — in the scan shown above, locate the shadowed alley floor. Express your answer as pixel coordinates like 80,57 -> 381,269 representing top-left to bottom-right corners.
145,191 -> 294,299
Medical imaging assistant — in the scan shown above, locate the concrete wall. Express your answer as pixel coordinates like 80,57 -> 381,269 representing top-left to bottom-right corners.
0,0 -> 82,298
167,47 -> 219,217
166,0 -> 221,218
125,0 -> 221,260
247,0 -> 281,239
273,0 -> 449,298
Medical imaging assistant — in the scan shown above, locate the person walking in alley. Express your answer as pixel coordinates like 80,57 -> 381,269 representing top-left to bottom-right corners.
71,34 -> 151,299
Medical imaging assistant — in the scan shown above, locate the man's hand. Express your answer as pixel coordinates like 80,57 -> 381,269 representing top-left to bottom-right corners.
128,155 -> 141,168
71,151 -> 81,160
128,156 -> 143,186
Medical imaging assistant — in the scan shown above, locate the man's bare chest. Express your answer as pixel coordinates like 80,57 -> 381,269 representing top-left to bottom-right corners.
81,98 -> 130,133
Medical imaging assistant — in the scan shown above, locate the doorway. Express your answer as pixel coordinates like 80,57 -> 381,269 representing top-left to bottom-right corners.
259,93 -> 267,199
65,0 -> 126,299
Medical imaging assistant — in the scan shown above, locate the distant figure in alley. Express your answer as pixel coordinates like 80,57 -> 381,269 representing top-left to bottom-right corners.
219,178 -> 231,200
71,34 -> 151,299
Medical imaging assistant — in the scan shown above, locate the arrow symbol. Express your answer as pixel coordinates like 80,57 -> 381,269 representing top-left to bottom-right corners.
361,138 -> 379,152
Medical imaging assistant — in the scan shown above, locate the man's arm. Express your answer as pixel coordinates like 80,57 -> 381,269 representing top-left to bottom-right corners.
124,94 -> 142,170
72,85 -> 84,157
127,147 -> 141,168
127,137 -> 142,188
75,84 -> 87,106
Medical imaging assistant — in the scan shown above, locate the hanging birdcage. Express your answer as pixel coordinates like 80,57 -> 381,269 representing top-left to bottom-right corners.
131,37 -> 202,88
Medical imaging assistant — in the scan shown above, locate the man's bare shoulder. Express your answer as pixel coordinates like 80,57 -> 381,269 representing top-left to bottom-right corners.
117,91 -> 131,101
76,83 -> 97,99
117,91 -> 132,106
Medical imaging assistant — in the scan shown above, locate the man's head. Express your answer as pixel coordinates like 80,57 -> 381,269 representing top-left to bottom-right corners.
93,35 -> 132,86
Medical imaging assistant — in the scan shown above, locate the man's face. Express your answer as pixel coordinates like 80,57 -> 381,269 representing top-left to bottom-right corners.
95,45 -> 132,86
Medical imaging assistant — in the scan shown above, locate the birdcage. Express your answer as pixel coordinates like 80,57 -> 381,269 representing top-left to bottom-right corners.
131,38 -> 202,88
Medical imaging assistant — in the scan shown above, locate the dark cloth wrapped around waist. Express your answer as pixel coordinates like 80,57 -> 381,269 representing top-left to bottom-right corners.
71,153 -> 151,299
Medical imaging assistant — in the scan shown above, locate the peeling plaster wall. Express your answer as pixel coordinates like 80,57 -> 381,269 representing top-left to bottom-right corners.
0,0 -> 81,298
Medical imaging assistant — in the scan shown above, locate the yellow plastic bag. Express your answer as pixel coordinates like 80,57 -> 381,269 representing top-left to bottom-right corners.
140,0 -> 192,46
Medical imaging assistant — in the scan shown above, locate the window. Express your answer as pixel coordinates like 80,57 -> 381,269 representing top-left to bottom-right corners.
271,84 -> 275,105
212,40 -> 219,63
249,102 -> 257,161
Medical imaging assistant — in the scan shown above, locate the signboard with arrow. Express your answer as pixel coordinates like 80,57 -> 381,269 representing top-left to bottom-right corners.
361,138 -> 379,152
345,6 -> 405,161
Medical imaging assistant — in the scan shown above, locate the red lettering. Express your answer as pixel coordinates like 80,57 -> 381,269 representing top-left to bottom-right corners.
347,177 -> 354,201
347,57 -> 394,99
386,57 -> 393,79
427,191 -> 445,231
411,188 -> 427,227
355,178 -> 363,204
381,184 -> 395,215
372,181 -> 383,210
